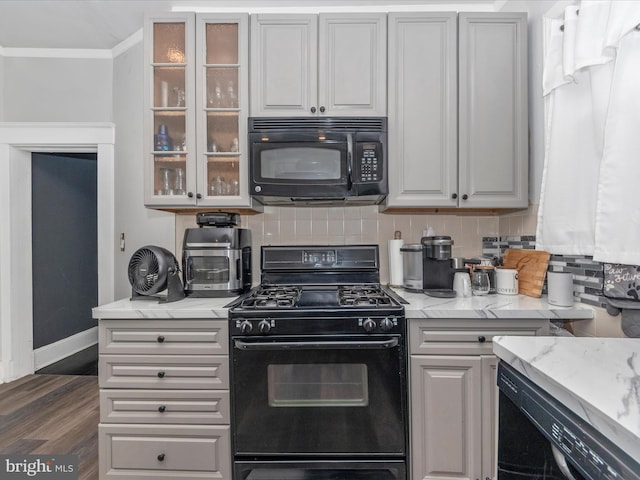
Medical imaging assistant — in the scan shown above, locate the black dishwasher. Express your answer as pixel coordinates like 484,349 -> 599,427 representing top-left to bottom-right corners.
497,362 -> 640,480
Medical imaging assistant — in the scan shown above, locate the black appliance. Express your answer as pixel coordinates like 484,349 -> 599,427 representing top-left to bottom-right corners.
228,245 -> 408,480
128,245 -> 185,303
182,212 -> 251,297
497,361 -> 640,480
421,236 -> 455,296
249,117 -> 387,206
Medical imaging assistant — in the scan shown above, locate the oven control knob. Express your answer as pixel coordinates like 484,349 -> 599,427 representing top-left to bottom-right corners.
362,318 -> 376,332
258,320 -> 271,334
239,320 -> 253,334
380,317 -> 394,331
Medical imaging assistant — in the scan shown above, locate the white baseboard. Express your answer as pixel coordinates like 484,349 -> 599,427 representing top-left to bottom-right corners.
33,327 -> 98,370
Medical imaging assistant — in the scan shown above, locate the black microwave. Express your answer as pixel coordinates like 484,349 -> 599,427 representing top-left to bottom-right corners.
249,117 -> 387,206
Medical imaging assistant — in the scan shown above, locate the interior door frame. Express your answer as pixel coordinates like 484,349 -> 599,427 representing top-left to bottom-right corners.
0,123 -> 115,383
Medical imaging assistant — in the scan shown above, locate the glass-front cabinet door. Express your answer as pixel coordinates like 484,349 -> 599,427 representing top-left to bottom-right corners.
144,14 -> 196,206
144,13 -> 255,209
196,14 -> 249,206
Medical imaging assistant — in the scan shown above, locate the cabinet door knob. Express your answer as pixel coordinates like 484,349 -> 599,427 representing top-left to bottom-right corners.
319,106 -> 325,113
158,405 -> 166,413
157,371 -> 166,378
451,193 -> 458,199
478,335 -> 486,343
187,192 -> 194,198
310,106 -> 317,113
157,335 -> 165,343
462,194 -> 469,200
157,454 -> 165,462
196,193 -> 202,199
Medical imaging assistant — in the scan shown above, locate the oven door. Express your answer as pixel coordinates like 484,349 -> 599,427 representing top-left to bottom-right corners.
231,335 -> 407,456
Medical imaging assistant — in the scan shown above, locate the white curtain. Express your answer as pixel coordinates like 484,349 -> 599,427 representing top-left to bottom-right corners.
536,0 -> 640,264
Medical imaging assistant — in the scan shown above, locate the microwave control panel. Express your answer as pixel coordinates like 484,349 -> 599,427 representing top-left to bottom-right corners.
356,142 -> 381,183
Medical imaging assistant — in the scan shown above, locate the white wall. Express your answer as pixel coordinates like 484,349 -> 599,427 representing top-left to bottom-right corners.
0,53 -> 4,121
2,55 -> 112,122
112,41 -> 175,300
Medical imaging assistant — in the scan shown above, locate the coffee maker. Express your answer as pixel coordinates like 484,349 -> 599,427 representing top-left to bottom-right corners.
182,212 -> 251,297
421,236 -> 455,297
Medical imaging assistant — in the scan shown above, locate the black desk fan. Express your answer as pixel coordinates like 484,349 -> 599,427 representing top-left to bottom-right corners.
128,245 -> 185,303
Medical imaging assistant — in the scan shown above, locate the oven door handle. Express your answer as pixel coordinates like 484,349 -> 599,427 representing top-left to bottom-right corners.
233,337 -> 399,351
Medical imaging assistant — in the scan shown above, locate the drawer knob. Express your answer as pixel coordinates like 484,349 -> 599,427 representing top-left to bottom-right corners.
157,371 -> 166,378
158,405 -> 166,413
157,453 -> 165,462
478,335 -> 487,343
157,335 -> 165,343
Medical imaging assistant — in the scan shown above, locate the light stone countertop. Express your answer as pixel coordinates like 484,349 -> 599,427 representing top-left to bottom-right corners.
392,287 -> 594,320
493,335 -> 640,464
92,296 -> 234,319
93,288 -> 594,321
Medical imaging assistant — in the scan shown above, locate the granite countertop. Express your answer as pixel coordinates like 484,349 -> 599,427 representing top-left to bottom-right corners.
93,288 -> 594,320
392,287 -> 594,320
493,335 -> 640,464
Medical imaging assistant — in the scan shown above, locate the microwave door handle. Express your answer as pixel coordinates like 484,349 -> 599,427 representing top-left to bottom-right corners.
346,133 -> 353,190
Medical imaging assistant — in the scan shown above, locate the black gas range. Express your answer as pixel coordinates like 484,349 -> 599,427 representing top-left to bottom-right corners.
228,245 -> 409,480
228,245 -> 406,335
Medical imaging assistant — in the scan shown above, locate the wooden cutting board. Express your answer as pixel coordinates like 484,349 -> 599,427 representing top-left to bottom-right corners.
502,249 -> 551,298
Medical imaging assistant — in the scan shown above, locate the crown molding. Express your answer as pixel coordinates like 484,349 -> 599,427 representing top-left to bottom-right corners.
0,47 -> 112,59
0,28 -> 142,60
112,28 -> 143,58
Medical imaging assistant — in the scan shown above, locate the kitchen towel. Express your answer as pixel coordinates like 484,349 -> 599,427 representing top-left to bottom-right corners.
605,298 -> 640,338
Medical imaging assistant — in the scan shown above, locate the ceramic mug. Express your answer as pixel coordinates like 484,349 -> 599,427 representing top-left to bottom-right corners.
496,267 -> 519,295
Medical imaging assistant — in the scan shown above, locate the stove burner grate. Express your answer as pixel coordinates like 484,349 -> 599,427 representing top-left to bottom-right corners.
338,286 -> 393,307
240,286 -> 302,308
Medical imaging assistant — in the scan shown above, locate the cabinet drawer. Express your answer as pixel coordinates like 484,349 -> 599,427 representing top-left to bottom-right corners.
100,389 -> 230,425
99,424 -> 230,479
409,319 -> 547,355
99,320 -> 228,355
99,355 -> 229,390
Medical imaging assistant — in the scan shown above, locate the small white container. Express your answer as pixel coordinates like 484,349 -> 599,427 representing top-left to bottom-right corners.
453,271 -> 472,297
547,271 -> 574,306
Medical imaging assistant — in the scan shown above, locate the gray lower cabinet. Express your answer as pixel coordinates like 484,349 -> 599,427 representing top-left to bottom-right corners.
97,319 -> 231,480
408,318 -> 548,480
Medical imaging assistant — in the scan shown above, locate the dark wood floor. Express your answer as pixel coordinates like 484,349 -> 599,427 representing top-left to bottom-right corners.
0,374 -> 99,480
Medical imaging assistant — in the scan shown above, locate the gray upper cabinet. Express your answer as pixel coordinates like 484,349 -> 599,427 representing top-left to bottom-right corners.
250,13 -> 386,117
385,12 -> 458,208
384,12 -> 528,210
458,12 -> 528,208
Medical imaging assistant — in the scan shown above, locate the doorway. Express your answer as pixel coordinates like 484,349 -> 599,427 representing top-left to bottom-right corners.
32,152 -> 98,374
0,123 -> 115,383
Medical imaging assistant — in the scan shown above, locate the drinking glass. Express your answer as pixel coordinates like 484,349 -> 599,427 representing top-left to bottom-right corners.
471,271 -> 490,296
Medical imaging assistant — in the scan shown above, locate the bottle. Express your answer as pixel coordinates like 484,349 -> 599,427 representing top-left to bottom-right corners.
154,124 -> 172,151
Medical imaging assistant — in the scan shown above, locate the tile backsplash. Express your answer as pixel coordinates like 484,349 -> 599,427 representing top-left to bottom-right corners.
176,205 -> 501,283
482,234 -> 607,308
174,203 -> 624,336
